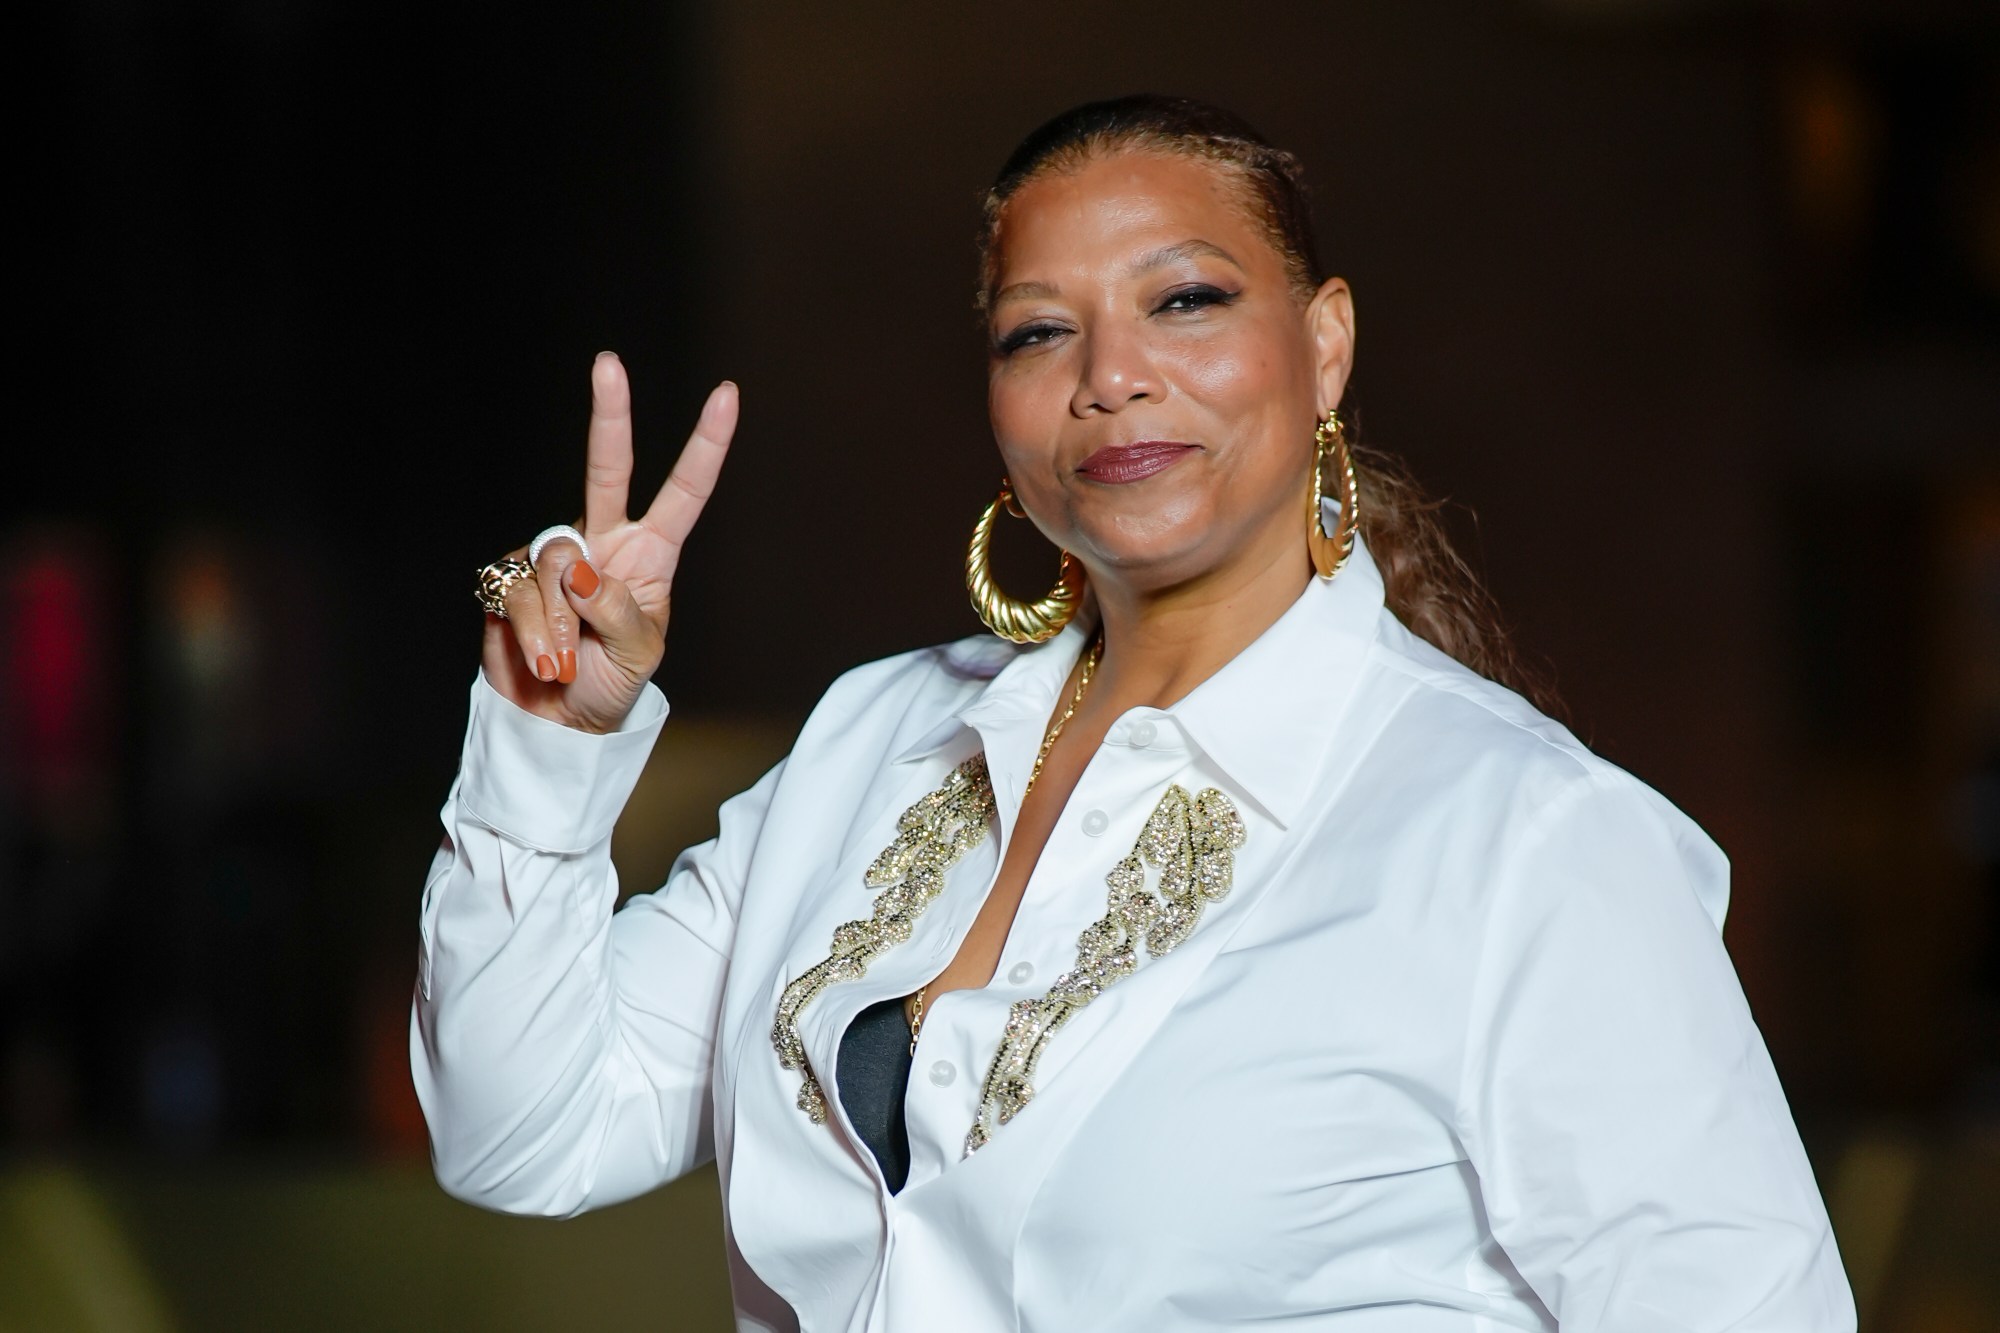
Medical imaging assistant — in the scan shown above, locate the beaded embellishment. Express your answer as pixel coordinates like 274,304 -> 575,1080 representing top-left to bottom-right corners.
772,755 -> 997,1123
964,784 -> 1246,1154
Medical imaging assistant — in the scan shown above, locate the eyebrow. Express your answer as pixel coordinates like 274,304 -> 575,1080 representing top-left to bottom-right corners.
1131,239 -> 1241,273
990,238 -> 1244,306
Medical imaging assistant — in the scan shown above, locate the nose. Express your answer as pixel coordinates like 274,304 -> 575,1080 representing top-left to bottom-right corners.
1068,319 -> 1163,418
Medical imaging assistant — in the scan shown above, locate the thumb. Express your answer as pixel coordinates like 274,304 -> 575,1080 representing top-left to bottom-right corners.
563,560 -> 661,681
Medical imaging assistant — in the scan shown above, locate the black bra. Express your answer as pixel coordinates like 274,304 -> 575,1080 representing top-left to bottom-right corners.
835,995 -> 915,1192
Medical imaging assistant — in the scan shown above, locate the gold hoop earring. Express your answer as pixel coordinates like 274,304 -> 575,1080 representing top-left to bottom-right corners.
965,479 -> 1085,643
1309,409 -> 1360,580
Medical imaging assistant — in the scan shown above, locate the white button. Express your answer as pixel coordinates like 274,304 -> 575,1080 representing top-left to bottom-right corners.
1129,720 -> 1158,747
928,1060 -> 956,1087
1008,961 -> 1034,985
1081,809 -> 1110,836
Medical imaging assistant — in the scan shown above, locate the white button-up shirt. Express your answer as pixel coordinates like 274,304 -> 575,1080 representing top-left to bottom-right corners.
411,538 -> 1854,1331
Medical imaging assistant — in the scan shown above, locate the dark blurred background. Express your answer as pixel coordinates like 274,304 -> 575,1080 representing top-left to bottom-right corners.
5,0 -> 1997,1328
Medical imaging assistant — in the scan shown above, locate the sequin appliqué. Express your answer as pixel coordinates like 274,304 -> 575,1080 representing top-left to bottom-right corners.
772,755 -> 996,1123
964,784 -> 1246,1154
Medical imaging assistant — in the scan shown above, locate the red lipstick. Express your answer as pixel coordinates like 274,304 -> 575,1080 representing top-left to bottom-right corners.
1075,441 -> 1199,484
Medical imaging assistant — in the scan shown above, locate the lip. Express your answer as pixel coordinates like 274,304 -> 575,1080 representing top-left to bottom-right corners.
1075,440 -> 1200,484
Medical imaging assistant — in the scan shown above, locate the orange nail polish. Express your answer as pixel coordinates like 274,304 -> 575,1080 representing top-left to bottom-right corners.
557,649 -> 577,683
536,654 -> 556,682
570,561 -> 599,598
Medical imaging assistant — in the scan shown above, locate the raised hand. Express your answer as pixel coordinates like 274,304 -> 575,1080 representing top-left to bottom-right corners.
481,353 -> 738,732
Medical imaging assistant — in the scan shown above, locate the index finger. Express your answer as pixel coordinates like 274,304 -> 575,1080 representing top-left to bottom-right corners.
641,380 -> 738,548
584,352 -> 634,536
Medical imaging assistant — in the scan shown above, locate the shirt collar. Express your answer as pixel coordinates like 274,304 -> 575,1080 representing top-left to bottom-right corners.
1165,535 -> 1384,826
897,536 -> 1388,828
893,614 -> 1101,765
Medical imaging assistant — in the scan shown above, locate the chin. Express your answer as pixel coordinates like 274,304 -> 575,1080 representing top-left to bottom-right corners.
1073,505 -> 1226,587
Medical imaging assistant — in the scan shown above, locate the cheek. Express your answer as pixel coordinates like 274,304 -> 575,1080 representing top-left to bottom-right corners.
1180,352 -> 1271,409
1167,320 -> 1297,411
986,373 -> 1056,498
1166,327 -> 1311,498
987,359 -> 1081,480
988,362 -> 1050,440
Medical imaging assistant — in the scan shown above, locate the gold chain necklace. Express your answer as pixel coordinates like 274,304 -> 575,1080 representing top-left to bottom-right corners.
905,633 -> 1104,1055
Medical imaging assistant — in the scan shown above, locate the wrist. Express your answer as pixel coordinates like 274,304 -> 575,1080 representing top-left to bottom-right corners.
475,664 -> 635,735
459,672 -> 670,853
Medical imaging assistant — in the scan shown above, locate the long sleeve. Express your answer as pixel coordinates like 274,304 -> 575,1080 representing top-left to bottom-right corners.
410,671 -> 782,1218
1456,771 -> 1855,1330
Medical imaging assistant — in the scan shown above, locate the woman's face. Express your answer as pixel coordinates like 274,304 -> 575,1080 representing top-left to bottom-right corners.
986,149 -> 1353,597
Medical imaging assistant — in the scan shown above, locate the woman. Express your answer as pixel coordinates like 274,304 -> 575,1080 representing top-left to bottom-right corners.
413,97 -> 1854,1330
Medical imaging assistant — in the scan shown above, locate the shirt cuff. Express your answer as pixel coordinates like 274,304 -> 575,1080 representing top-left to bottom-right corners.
453,670 -> 670,854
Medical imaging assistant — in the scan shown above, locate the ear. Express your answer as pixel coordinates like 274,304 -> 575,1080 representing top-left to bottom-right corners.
1304,276 -> 1356,416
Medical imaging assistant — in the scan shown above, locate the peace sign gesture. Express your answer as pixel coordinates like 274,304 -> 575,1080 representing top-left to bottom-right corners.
481,353 -> 738,733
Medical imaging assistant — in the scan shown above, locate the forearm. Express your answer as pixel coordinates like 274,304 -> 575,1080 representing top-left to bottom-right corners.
410,674 -> 713,1216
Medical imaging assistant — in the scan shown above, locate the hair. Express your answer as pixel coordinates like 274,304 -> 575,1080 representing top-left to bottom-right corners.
976,94 -> 1556,714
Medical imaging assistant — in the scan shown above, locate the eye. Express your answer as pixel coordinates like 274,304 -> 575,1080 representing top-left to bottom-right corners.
1155,283 -> 1237,313
994,321 -> 1069,356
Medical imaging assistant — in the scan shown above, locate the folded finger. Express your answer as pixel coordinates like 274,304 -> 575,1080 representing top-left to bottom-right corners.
502,571 -> 558,682
561,560 -> 656,677
532,538 -> 588,684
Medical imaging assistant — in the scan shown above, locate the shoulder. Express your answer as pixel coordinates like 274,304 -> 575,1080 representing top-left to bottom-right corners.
812,631 -> 1019,718
789,631 -> 1022,760
1347,611 -> 1729,928
1353,611 -> 1596,805
820,631 -> 1020,700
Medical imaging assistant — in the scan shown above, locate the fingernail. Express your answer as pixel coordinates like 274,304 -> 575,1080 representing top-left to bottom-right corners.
595,350 -> 617,361
557,649 -> 577,684
569,560 -> 599,598
536,654 -> 556,682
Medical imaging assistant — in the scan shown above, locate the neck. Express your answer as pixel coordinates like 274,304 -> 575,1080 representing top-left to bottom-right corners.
1083,526 -> 1313,713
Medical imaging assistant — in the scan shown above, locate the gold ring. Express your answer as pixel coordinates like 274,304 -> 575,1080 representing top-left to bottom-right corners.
474,558 -> 535,618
